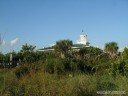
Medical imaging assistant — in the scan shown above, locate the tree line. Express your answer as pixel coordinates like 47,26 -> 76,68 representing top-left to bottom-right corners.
0,40 -> 128,77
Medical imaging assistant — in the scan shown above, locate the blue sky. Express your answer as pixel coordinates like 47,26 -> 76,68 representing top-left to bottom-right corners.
0,0 -> 128,53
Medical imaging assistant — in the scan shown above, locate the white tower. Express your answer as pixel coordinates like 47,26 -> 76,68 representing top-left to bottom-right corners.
77,30 -> 89,45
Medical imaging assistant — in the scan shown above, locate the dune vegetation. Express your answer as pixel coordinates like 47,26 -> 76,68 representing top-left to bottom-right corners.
0,40 -> 128,96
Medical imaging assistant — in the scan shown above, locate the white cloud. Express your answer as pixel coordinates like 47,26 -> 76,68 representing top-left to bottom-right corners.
10,38 -> 19,46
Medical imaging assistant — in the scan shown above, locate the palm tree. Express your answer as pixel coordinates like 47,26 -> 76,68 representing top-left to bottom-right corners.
54,39 -> 73,58
104,42 -> 119,58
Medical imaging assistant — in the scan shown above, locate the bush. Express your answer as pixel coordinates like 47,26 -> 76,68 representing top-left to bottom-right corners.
45,58 -> 65,75
14,66 -> 29,78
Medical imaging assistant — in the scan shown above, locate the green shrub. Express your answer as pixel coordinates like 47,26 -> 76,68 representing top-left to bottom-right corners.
45,58 -> 65,75
14,66 -> 29,78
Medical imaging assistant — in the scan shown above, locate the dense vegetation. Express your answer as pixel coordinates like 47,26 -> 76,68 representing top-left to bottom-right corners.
0,40 -> 128,96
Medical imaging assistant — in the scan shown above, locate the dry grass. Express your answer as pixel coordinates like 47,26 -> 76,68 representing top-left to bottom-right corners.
0,67 -> 128,96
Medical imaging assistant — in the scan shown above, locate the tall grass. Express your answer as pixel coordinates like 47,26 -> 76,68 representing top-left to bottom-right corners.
0,65 -> 128,96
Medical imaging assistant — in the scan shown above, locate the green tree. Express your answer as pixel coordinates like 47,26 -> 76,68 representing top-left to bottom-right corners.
54,39 -> 73,58
110,48 -> 128,76
104,42 -> 119,58
20,43 -> 36,63
79,47 -> 103,57
21,43 -> 36,53
0,52 -> 4,59
121,47 -> 128,75
122,47 -> 128,62
79,47 -> 111,74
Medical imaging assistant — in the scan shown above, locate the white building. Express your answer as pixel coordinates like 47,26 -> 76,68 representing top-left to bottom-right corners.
76,33 -> 89,45
38,31 -> 90,51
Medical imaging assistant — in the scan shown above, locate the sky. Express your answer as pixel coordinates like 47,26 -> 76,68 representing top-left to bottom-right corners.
0,0 -> 128,53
